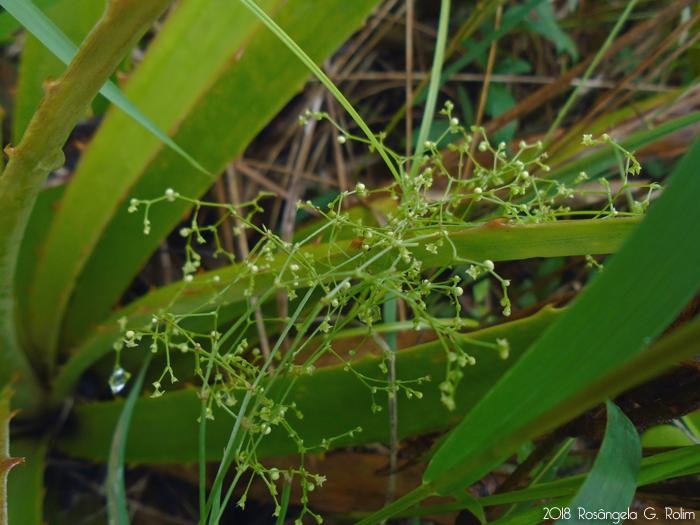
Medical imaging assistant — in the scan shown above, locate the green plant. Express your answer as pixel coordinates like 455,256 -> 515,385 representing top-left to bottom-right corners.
1,1 -> 699,524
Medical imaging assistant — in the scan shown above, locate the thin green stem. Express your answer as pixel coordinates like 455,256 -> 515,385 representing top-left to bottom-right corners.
382,295 -> 398,506
239,0 -> 400,182
410,0 -> 451,178
543,0 -> 639,143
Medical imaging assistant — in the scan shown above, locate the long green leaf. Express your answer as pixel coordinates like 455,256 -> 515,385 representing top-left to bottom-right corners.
422,137 -> 700,492
383,444 -> 700,520
106,354 -> 152,525
52,218 -> 637,402
25,0 -> 380,360
56,308 -> 559,463
554,402 -> 640,524
12,0 -> 103,141
0,0 -> 206,173
358,136 -> 700,524
0,0 -> 58,39
0,0 -> 172,412
6,438 -> 46,525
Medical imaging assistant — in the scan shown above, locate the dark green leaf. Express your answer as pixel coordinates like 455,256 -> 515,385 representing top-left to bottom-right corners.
423,137 -> 700,493
554,402 -> 640,524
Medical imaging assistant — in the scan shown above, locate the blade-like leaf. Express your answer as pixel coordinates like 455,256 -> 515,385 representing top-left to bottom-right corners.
388,444 -> 700,519
554,402 -> 640,524
56,308 -> 559,463
6,438 -> 46,525
0,0 -> 58,39
25,0 -> 380,359
0,0 -> 207,173
422,137 -> 700,493
357,138 -> 700,525
0,0 -> 172,411
106,354 -> 152,525
12,0 -> 103,141
52,218 -> 637,401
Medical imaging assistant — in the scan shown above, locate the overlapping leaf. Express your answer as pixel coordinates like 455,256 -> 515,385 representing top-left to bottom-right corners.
24,0 -> 380,359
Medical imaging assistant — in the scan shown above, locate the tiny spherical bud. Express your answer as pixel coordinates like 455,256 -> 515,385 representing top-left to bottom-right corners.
453,286 -> 464,297
179,227 -> 190,237
125,330 -> 135,339
184,274 -> 194,283
212,275 -> 221,283
498,141 -> 506,150
355,182 -> 366,194
519,140 -> 527,149
474,187 -> 483,194
290,263 -> 300,272
478,141 -> 488,152
337,135 -> 347,144
164,188 -> 177,201
450,117 -> 459,127
483,259 -> 495,271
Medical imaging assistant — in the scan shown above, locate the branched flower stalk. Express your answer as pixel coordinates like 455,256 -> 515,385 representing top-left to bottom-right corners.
117,110 -> 655,520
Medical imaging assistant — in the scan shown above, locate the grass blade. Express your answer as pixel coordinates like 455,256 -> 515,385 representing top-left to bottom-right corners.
106,354 -> 152,525
357,136 -> 700,525
0,0 -> 208,174
554,402 -> 640,524
422,136 -> 700,492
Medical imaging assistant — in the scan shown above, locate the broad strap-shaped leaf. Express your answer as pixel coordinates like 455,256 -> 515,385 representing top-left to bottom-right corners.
56,308 -> 560,463
554,402 -> 640,524
0,0 -> 172,411
356,138 -> 700,525
12,0 -> 103,141
25,0 -> 380,360
395,444 -> 700,520
421,137 -> 700,493
1,0 -> 204,172
52,218 -> 637,401
6,438 -> 46,525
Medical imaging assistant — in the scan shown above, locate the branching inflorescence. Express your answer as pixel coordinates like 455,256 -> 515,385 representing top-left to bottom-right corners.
113,106 -> 656,518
